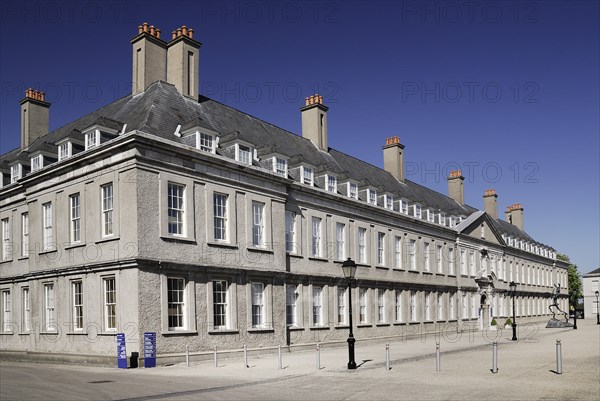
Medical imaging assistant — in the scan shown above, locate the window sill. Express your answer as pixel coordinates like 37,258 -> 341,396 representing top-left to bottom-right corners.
287,326 -> 305,331
208,241 -> 238,249
392,268 -> 404,271
160,235 -> 197,244
96,236 -> 120,244
247,247 -> 273,254
17,256 -> 29,261
408,269 -> 420,274
309,326 -> 330,330
334,325 -> 349,329
356,324 -> 372,328
208,329 -> 239,335
287,253 -> 303,259
39,331 -> 59,335
39,249 -> 57,255
356,263 -> 370,268
407,321 -> 420,325
65,243 -> 86,250
0,259 -> 13,264
162,330 -> 198,336
0,332 -> 14,335
422,271 -> 433,275
66,332 -> 88,335
18,332 -> 31,335
375,265 -> 388,270
247,328 -> 274,333
308,256 -> 329,262
376,323 -> 391,327
393,322 -> 406,326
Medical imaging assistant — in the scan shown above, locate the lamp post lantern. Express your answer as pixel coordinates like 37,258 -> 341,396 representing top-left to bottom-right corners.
596,291 -> 600,325
342,258 -> 357,370
509,281 -> 517,341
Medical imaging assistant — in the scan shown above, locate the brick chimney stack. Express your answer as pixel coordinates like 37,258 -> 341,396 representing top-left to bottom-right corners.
483,189 -> 498,220
447,169 -> 464,205
505,203 -> 524,231
300,94 -> 329,151
131,22 -> 167,96
20,88 -> 50,148
382,136 -> 405,182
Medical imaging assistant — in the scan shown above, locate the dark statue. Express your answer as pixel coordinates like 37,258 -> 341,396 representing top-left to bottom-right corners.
546,283 -> 573,328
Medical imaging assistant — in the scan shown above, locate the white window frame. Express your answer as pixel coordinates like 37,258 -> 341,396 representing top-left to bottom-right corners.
10,164 -> 21,183
286,284 -> 300,327
58,141 -> 72,161
337,287 -> 347,325
377,232 -> 385,266
72,281 -> 83,331
252,201 -> 265,248
42,202 -> 53,251
336,223 -> 345,261
251,282 -> 265,328
394,236 -> 402,269
312,286 -> 323,327
167,277 -> 186,330
399,199 -> 408,215
285,211 -> 297,254
413,204 -> 422,219
1,290 -> 11,332
103,277 -> 117,331
85,129 -> 100,150
1,219 -> 9,261
357,227 -> 367,264
348,183 -> 358,200
199,132 -> 216,153
410,291 -> 417,322
301,166 -> 314,186
359,288 -> 368,324
70,193 -> 81,244
424,292 -> 431,321
44,283 -> 56,331
212,280 -> 230,330
449,293 -> 456,319
326,175 -> 337,193
409,239 -> 417,270
22,287 -> 30,332
395,290 -> 403,322
437,293 -> 443,321
213,193 -> 228,242
30,154 -> 43,172
469,250 -> 475,276
273,157 -> 288,177
384,194 -> 393,210
448,247 -> 455,275
311,217 -> 322,257
101,183 -> 114,237
378,289 -> 386,323
167,183 -> 185,236
436,244 -> 443,273
368,189 -> 377,205
423,242 -> 430,272
235,144 -> 252,165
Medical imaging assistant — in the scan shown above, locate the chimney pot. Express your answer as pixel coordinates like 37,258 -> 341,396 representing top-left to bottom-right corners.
172,31 -> 176,40
143,22 -> 149,32
20,87 -> 50,148
138,25 -> 143,34
188,28 -> 193,39
181,25 -> 188,36
156,28 -> 161,39
447,170 -> 464,205
177,28 -> 182,37
149,25 -> 155,36
305,97 -> 310,106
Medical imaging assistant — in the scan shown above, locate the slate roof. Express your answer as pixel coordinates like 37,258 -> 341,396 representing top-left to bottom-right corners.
0,81 -> 553,250
583,268 -> 600,277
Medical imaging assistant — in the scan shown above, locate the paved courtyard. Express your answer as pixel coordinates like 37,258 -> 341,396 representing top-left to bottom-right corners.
1,319 -> 598,400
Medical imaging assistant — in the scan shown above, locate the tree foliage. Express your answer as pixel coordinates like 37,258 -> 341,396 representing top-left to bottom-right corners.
557,253 -> 582,306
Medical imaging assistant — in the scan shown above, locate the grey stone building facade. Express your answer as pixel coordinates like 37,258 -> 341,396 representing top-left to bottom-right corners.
0,23 -> 569,363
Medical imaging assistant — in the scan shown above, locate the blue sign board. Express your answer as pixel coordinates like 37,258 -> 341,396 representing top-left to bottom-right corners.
144,332 -> 157,368
116,333 -> 127,369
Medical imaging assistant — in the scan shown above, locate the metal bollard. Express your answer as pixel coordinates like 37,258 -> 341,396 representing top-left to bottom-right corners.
316,343 -> 321,370
214,346 -> 218,368
436,342 -> 441,372
185,345 -> 189,367
492,342 -> 498,374
556,340 -> 562,374
244,344 -> 248,368
278,345 -> 282,370
385,343 -> 390,371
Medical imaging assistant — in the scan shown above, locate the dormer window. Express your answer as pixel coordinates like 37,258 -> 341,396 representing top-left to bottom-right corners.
235,144 -> 252,165
347,182 -> 358,199
413,204 -> 422,219
85,129 -> 100,150
383,194 -> 393,210
399,199 -> 408,215
367,188 -> 377,205
301,166 -> 314,186
30,154 -> 43,172
326,175 -> 337,193
199,132 -> 216,153
437,212 -> 446,226
448,216 -> 456,227
273,157 -> 288,177
10,164 -> 22,183
426,209 -> 435,223
58,142 -> 72,161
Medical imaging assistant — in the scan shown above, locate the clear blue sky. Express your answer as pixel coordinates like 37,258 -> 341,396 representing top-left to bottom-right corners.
1,1 -> 598,272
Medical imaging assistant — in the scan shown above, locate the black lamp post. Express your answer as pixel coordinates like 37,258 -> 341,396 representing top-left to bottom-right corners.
595,291 -> 600,324
342,258 -> 357,370
509,281 -> 517,341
